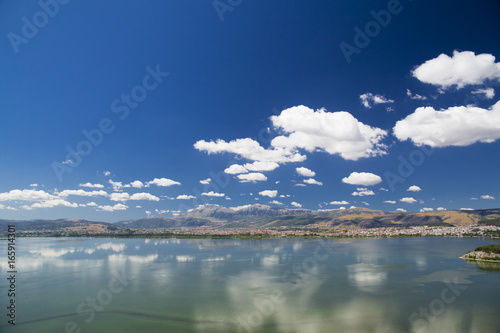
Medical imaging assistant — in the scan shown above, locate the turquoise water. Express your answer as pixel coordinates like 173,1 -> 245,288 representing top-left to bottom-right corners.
1,237 -> 499,333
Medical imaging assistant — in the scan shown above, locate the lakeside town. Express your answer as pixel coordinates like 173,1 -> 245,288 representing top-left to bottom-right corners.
7,224 -> 500,239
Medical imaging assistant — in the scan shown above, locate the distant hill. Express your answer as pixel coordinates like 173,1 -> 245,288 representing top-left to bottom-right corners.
0,218 -> 116,234
2,206 -> 500,234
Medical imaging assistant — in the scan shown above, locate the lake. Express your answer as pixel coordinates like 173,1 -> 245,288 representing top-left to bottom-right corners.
1,237 -> 499,333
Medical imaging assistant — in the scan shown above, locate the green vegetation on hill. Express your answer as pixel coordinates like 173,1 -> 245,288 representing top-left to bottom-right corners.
478,218 -> 500,227
475,245 -> 500,254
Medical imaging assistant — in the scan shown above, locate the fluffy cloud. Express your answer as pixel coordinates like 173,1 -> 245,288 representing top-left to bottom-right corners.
481,195 -> 495,200
109,180 -> 123,191
224,164 -> 248,175
330,200 -> 349,205
0,189 -> 55,201
270,106 -> 387,161
394,101 -> 500,147
360,93 -> 394,108
194,138 -> 305,163
199,178 -> 211,185
472,88 -> 495,99
177,194 -> 196,200
437,207 -> 447,211
244,161 -> 279,172
407,185 -> 422,192
129,181 -> 144,188
31,199 -> 78,209
400,197 -> 417,204
201,191 -> 225,197
296,167 -> 316,177
352,188 -> 375,196
303,178 -> 323,186
291,202 -> 302,208
110,192 -> 160,202
269,200 -> 283,205
103,171 -> 111,176
406,89 -> 427,100
147,178 -> 181,187
420,207 -> 434,212
384,200 -> 396,204
237,172 -> 267,183
396,208 -> 407,212
79,182 -> 104,188
342,172 -> 382,186
259,190 -> 278,198
460,208 -> 474,211
58,189 -> 108,197
130,193 -> 160,201
412,50 -> 500,89
97,203 -> 128,212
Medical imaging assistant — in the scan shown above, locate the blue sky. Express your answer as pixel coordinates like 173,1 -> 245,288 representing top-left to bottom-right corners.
1,0 -> 500,222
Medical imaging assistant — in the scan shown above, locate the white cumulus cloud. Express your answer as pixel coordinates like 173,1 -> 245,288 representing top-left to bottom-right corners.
199,178 -> 211,185
296,167 -> 316,177
400,197 -> 417,204
194,138 -> 305,163
244,161 -> 279,172
79,182 -> 104,188
406,89 -> 427,100
129,180 -> 144,188
58,189 -> 108,197
352,188 -> 375,196
384,200 -> 396,204
177,194 -> 196,200
0,189 -> 55,201
481,195 -> 495,200
110,192 -> 159,202
201,191 -> 225,197
330,200 -> 349,205
237,172 -> 267,183
342,172 -> 382,186
360,93 -> 394,108
291,202 -> 302,208
407,185 -> 422,192
270,106 -> 387,161
147,178 -> 181,187
412,50 -> 500,89
224,164 -> 248,174
472,88 -> 495,99
259,190 -> 278,198
31,199 -> 78,209
303,178 -> 323,186
394,101 -> 500,147
97,203 -> 128,212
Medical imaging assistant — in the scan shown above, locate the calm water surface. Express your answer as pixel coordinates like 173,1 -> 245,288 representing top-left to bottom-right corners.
1,237 -> 499,333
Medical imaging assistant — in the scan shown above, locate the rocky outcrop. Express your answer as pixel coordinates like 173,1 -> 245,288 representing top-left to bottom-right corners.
460,251 -> 500,262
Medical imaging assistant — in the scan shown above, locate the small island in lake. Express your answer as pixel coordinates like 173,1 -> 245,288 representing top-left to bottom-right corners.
461,245 -> 500,262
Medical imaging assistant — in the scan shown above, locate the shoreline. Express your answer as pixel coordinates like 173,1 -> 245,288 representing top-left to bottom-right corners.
460,250 -> 500,262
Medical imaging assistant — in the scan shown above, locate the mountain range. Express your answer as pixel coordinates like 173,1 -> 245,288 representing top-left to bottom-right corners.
2,204 -> 500,234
